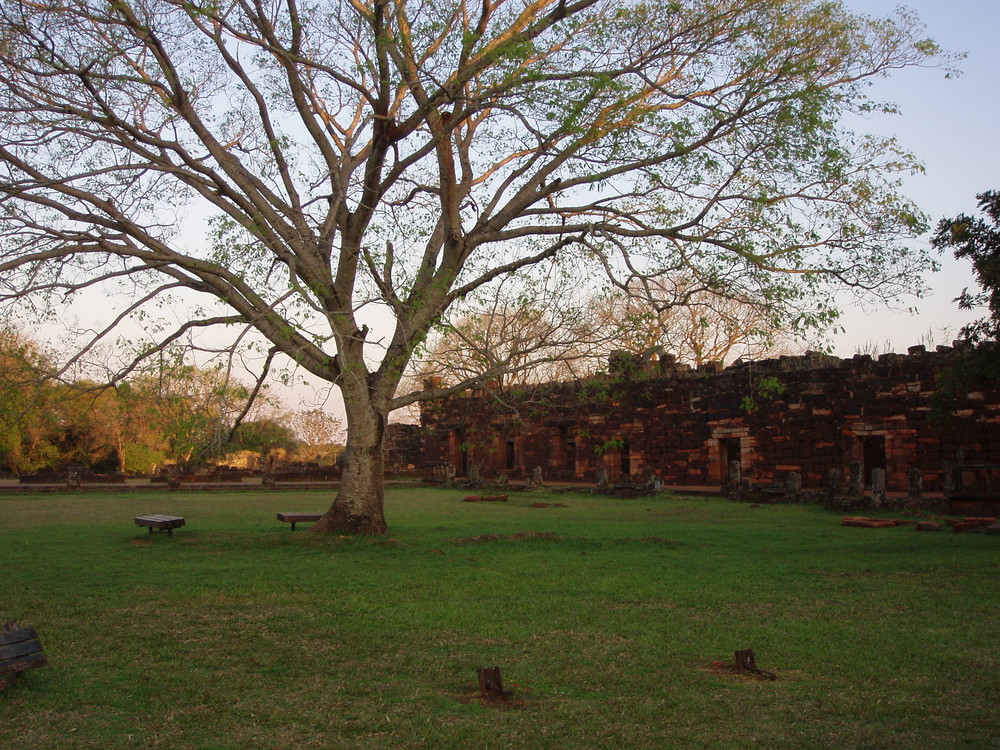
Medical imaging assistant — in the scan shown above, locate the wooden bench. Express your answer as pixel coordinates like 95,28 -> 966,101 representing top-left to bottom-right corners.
0,622 -> 47,690
276,512 -> 323,531
134,514 -> 185,536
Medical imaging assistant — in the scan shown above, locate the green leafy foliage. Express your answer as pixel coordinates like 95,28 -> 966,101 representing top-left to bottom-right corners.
931,190 -> 1000,342
0,328 -> 61,472
119,442 -> 168,475
226,419 -> 299,456
0,331 -> 310,473
929,191 -> 1000,418
593,437 -> 625,456
741,374 -> 786,413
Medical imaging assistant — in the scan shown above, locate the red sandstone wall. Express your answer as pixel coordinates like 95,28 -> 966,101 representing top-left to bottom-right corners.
419,348 -> 1000,492
383,423 -> 423,474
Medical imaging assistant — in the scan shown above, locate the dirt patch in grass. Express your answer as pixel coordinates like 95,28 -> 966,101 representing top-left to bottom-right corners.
451,531 -> 559,544
699,661 -> 780,682
451,683 -> 534,710
367,537 -> 403,546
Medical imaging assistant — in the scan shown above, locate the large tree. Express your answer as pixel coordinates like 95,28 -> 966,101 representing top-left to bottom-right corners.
0,0 -> 949,533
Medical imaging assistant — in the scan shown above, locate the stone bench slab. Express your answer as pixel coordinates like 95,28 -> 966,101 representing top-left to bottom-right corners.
134,515 -> 185,536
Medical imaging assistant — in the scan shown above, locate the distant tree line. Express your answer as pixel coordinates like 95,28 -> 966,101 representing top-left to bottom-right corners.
408,277 -> 803,396
0,329 -> 343,475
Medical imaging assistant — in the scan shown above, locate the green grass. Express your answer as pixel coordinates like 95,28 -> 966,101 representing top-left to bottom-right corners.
1,487 -> 997,748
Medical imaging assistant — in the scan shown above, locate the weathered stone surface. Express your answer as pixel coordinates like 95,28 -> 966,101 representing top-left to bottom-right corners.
842,517 -> 899,528
417,348 -> 1000,493
947,517 -> 997,532
871,468 -> 887,508
383,423 -> 422,473
908,467 -> 924,499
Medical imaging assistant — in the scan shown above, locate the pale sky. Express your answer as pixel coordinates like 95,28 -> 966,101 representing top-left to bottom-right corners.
829,0 -> 1000,355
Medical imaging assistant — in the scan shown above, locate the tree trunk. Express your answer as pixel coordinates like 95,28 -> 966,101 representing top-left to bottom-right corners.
311,403 -> 389,535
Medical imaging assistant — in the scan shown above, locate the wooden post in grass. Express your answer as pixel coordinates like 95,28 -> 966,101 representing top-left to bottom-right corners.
735,649 -> 757,672
477,666 -> 506,698
735,648 -> 776,680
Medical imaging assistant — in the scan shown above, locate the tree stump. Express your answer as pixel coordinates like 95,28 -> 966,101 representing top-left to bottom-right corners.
735,649 -> 757,672
477,666 -> 508,699
734,649 -> 776,680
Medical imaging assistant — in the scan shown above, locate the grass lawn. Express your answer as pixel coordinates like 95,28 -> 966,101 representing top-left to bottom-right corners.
1,486 -> 997,749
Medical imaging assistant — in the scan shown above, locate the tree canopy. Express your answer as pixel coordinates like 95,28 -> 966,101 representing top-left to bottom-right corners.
929,190 -> 1000,417
0,328 -> 60,472
932,190 -> 1000,344
0,330 -> 321,474
0,0 -> 953,532
409,275 -> 798,408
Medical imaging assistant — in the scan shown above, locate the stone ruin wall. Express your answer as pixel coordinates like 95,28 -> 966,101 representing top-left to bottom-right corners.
383,422 -> 424,475
417,346 -> 1000,492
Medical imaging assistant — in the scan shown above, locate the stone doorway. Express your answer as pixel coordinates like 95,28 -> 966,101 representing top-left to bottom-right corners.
860,435 -> 887,489
720,437 -> 742,487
